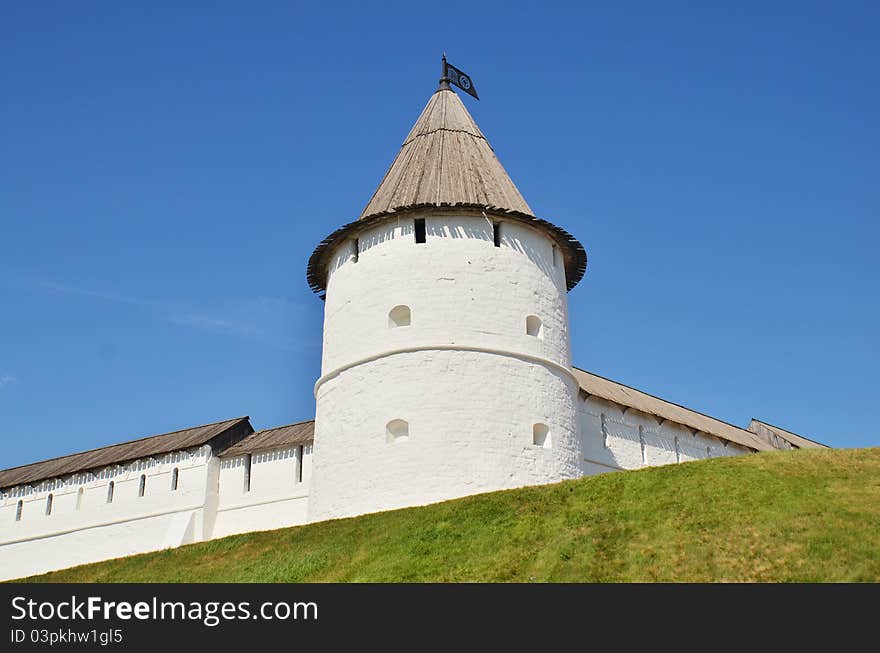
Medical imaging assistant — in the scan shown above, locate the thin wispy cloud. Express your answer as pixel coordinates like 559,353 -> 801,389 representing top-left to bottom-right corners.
0,375 -> 18,389
27,278 -> 318,352
167,296 -> 311,351
31,279 -> 161,309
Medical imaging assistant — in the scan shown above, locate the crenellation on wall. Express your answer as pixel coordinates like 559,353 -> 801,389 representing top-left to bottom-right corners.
0,446 -> 211,523
212,444 -> 313,539
0,82 -> 814,582
0,443 -> 220,579
0,438 -> 317,579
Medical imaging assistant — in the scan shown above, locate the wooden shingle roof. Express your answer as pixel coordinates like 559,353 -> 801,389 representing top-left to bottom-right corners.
574,368 -> 775,452
0,417 -> 253,490
360,88 -> 532,217
221,420 -> 314,456
306,87 -> 588,296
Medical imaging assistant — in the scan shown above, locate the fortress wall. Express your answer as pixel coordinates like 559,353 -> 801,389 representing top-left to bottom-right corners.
212,444 -> 313,539
578,395 -> 751,475
0,447 -> 214,581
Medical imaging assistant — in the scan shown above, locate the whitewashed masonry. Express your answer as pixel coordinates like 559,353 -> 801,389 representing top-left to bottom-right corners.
0,75 -> 827,580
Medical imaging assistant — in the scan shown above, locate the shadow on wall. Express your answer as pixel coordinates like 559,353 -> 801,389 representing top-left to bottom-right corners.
328,215 -> 565,292
431,217 -> 562,287
425,216 -> 563,288
360,221 -> 399,254
426,219 -> 491,243
579,395 -> 747,472
500,227 -> 561,289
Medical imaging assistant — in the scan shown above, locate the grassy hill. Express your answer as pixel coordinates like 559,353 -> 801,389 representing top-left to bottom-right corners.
19,447 -> 880,582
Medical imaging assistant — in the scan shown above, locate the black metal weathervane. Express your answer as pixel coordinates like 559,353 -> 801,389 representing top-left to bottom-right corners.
440,53 -> 479,100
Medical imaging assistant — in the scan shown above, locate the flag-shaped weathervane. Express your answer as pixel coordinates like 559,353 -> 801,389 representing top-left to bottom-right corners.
441,54 -> 479,100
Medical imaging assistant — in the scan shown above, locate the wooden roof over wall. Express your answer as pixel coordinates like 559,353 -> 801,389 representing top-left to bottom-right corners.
2,373 -> 824,491
0,417 -> 253,491
221,420 -> 314,456
747,419 -> 828,450
575,368 -> 775,452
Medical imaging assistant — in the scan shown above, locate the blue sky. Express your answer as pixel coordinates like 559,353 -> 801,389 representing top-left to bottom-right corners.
2,1 -> 877,467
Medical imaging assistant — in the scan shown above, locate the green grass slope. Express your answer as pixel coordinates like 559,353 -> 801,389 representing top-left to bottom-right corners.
19,447 -> 880,582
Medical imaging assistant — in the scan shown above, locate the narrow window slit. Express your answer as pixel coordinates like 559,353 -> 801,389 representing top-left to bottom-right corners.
414,218 -> 426,244
639,426 -> 647,465
601,413 -> 608,448
493,222 -> 501,247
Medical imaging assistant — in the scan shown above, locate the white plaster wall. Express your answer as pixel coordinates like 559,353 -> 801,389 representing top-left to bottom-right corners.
310,350 -> 581,521
310,212 -> 579,521
320,212 -> 572,375
577,395 -> 751,474
0,206 -> 765,577
0,447 -> 213,581
0,511 -> 200,581
212,445 -> 312,538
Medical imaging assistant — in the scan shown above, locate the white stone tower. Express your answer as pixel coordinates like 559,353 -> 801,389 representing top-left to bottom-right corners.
306,69 -> 588,521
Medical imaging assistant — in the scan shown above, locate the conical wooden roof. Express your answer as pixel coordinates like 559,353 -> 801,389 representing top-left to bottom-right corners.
360,88 -> 532,217
306,87 -> 587,297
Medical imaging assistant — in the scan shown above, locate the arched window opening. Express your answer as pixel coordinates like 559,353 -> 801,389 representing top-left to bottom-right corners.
76,487 -> 84,510
15,500 -> 23,522
106,481 -> 115,504
533,423 -> 551,448
45,494 -> 53,516
526,315 -> 543,339
388,305 -> 411,328
138,474 -> 146,497
386,419 -> 409,443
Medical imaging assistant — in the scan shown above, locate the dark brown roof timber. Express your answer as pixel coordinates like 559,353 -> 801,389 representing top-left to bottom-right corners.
306,203 -> 588,297
0,417 -> 254,491
747,419 -> 828,450
221,419 -> 314,456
